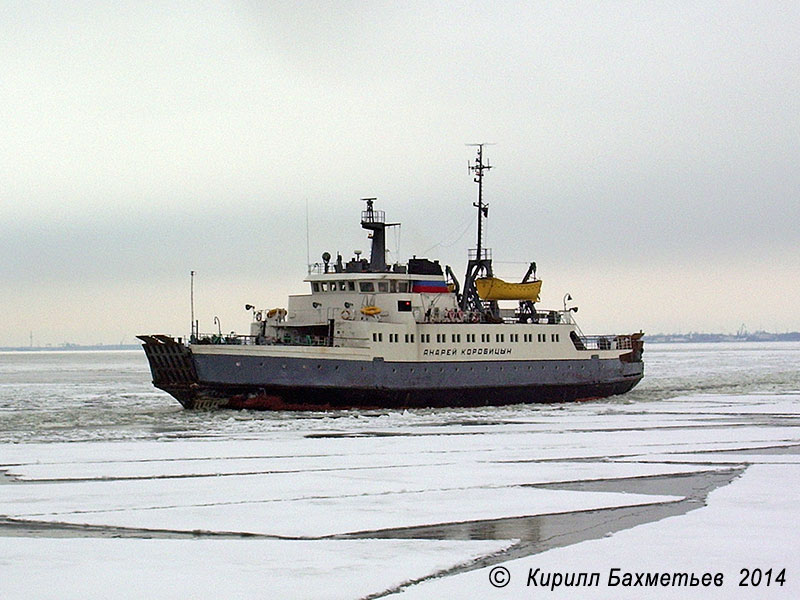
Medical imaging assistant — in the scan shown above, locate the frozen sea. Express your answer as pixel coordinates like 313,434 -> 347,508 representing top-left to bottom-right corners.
1,343 -> 798,598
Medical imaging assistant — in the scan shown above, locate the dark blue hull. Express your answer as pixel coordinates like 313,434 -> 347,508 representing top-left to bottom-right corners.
139,336 -> 643,410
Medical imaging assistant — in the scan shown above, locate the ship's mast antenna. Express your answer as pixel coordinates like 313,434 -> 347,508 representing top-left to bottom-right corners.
467,143 -> 493,271
460,143 -> 497,318
190,270 -> 196,340
305,198 -> 311,274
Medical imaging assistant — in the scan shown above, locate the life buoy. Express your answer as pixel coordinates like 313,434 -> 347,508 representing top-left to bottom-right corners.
341,309 -> 353,320
267,308 -> 278,318
361,305 -> 381,316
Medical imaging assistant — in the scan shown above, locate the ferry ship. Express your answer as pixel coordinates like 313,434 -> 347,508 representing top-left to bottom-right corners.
139,146 -> 644,410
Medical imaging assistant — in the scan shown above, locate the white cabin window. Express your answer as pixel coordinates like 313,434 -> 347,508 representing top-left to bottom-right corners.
360,282 -> 375,292
378,281 -> 389,293
338,281 -> 347,291
347,281 -> 356,291
312,283 -> 320,292
398,281 -> 409,292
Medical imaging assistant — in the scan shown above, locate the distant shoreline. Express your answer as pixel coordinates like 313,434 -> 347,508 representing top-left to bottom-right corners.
645,332 -> 800,343
0,344 -> 141,352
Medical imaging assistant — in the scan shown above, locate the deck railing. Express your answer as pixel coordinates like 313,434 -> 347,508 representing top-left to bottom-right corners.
467,247 -> 492,261
571,334 -> 635,351
191,333 -> 372,348
361,209 -> 385,224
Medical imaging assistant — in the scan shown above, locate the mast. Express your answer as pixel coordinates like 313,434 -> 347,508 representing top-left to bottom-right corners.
470,143 -> 491,269
460,144 -> 498,319
360,198 -> 399,272
190,270 -> 195,340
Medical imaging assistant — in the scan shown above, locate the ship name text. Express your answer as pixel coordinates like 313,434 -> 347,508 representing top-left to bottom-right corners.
422,347 -> 513,357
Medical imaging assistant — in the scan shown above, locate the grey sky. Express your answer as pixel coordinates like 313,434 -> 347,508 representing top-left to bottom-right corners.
1,1 -> 798,345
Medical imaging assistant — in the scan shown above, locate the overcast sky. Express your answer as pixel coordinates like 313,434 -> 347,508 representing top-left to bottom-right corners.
1,1 -> 798,346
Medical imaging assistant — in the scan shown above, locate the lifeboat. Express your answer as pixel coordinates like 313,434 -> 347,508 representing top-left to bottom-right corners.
476,277 -> 542,301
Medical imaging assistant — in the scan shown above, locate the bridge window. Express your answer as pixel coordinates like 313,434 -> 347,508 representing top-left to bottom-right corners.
359,282 -> 375,292
398,281 -> 409,293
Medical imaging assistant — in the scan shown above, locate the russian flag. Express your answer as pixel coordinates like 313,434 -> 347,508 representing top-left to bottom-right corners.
412,280 -> 449,293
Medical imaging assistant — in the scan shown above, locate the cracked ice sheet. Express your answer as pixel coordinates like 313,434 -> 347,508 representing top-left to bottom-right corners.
396,464 -> 800,599
631,394 -> 800,415
0,538 -> 513,600
1,453 -> 715,489
3,423 -> 794,480
2,480 -> 682,538
614,453 -> 800,465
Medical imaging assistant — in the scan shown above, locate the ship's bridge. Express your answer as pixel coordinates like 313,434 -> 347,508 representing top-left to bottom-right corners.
305,272 -> 450,295
280,264 -> 457,326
